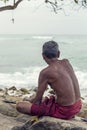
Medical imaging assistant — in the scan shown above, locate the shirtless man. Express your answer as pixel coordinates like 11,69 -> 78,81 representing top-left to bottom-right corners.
16,41 -> 82,119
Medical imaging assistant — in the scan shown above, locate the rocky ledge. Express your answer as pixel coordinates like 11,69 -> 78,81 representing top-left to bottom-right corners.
0,86 -> 87,130
12,116 -> 87,130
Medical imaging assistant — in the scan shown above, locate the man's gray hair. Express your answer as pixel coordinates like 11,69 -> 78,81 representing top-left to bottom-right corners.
42,41 -> 59,59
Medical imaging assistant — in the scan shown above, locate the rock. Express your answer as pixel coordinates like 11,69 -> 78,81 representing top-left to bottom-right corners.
0,87 -> 87,130
4,87 -> 8,95
77,102 -> 87,118
0,88 -> 4,96
16,114 -> 31,123
9,86 -> 17,91
0,95 -> 22,117
11,116 -> 39,130
11,116 -> 87,130
49,89 -> 55,95
0,113 -> 23,130
23,93 -> 36,102
43,87 -> 56,97
20,88 -> 29,95
22,89 -> 36,102
0,102 -> 19,117
33,87 -> 38,92
2,94 -> 22,104
7,86 -> 17,96
0,88 -> 4,91
11,126 -> 21,130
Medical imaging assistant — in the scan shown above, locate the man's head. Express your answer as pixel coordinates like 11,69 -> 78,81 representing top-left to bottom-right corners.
42,40 -> 60,59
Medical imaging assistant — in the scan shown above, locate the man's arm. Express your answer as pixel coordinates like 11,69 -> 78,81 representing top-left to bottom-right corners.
32,70 -> 48,104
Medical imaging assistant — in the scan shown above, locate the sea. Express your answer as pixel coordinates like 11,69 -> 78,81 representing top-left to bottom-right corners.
0,34 -> 87,97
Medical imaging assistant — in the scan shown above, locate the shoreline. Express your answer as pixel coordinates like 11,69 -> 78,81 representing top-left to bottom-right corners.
0,86 -> 87,102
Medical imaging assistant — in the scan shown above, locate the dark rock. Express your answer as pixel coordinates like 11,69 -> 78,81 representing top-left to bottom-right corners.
77,102 -> 87,118
20,88 -> 29,94
16,114 -> 31,123
49,90 -> 55,95
33,87 -> 38,92
12,116 -> 87,130
9,86 -> 17,91
0,103 -> 19,117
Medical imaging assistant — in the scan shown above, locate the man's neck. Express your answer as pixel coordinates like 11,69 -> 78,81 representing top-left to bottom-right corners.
46,58 -> 59,65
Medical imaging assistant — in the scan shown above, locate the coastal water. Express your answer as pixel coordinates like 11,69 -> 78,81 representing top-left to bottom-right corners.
0,34 -> 87,97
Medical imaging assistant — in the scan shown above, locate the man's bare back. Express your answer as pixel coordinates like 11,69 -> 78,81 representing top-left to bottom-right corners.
41,59 -> 81,106
16,41 -> 81,119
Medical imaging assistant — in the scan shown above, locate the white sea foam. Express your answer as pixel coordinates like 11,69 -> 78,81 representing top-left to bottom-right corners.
32,36 -> 53,40
0,66 -> 43,89
75,70 -> 87,89
75,69 -> 87,97
0,66 -> 86,96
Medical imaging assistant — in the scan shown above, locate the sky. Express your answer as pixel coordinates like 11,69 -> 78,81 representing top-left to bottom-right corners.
0,0 -> 87,34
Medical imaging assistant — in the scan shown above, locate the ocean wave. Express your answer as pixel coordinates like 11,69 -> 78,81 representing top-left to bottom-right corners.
75,70 -> 87,89
0,66 -> 43,89
0,66 -> 87,97
0,37 -> 25,41
32,36 -> 53,40
74,69 -> 87,97
0,35 -> 53,41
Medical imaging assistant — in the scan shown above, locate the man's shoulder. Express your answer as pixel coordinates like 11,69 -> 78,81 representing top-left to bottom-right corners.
62,58 -> 69,63
41,66 -> 50,73
62,59 -> 71,66
40,66 -> 51,76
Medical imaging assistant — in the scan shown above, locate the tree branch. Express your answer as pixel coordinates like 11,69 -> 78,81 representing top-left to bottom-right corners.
0,0 -> 87,12
0,0 -> 23,11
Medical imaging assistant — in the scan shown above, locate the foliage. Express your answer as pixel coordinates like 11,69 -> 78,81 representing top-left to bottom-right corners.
0,0 -> 87,12
0,0 -> 9,3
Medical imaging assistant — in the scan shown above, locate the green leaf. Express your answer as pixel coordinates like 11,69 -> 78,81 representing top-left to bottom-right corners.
74,0 -> 78,4
0,0 -> 9,3
84,0 -> 87,4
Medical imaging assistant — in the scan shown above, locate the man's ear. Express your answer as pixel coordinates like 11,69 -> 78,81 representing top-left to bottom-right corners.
42,53 -> 47,61
57,51 -> 60,58
42,53 -> 45,59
